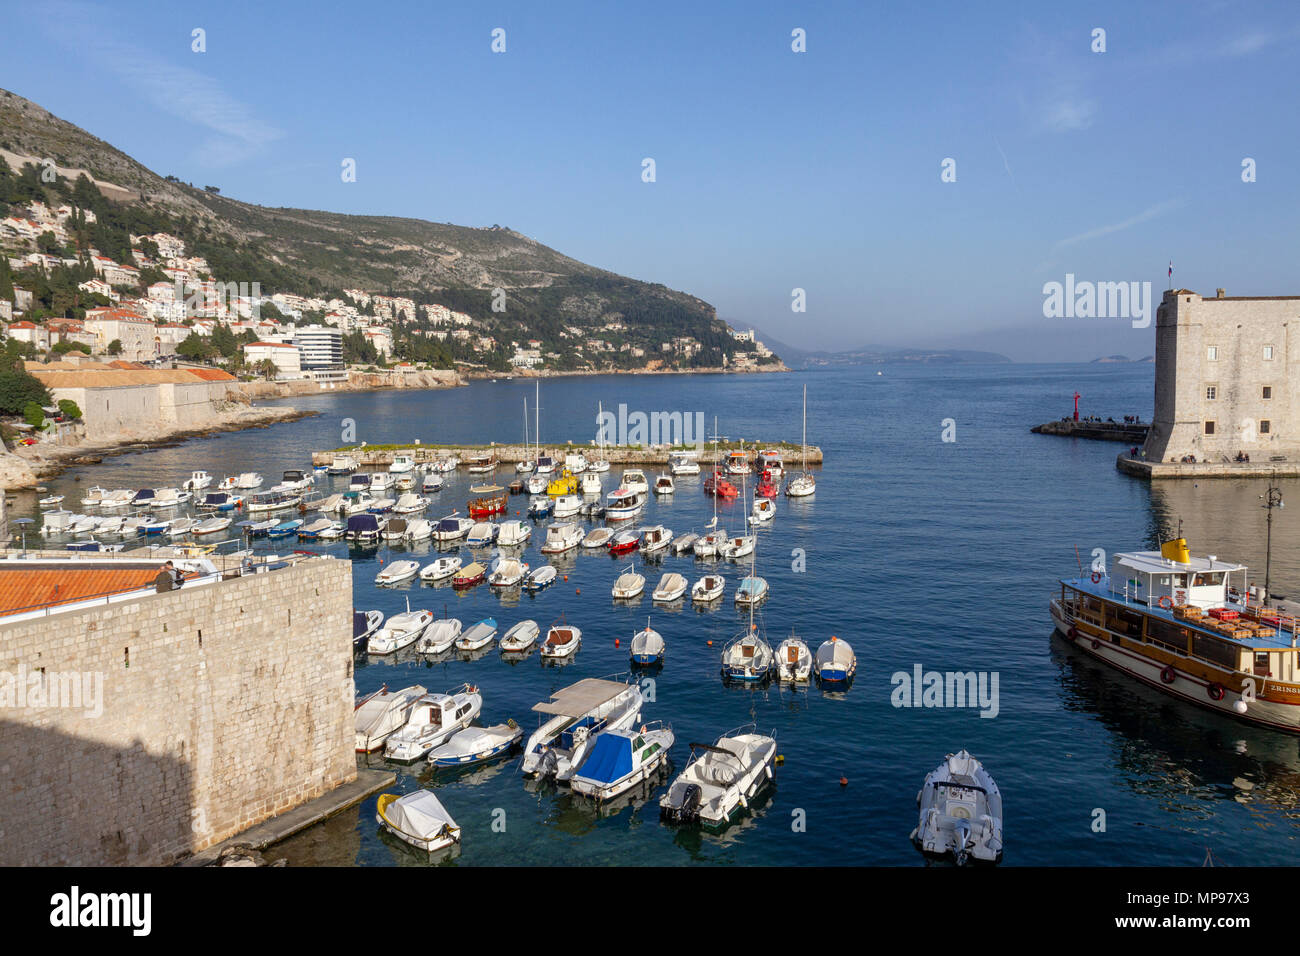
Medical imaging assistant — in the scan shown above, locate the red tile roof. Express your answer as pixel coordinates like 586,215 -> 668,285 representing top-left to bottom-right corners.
0,566 -> 163,616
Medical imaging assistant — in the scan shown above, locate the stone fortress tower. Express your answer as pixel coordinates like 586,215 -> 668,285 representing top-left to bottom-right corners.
1143,289 -> 1298,463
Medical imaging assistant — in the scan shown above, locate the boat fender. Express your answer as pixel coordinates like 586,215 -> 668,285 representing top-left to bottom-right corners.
1158,596 -> 1173,609
1066,626 -> 1078,641
1208,683 -> 1226,701
1160,664 -> 1176,684
1091,571 -> 1102,584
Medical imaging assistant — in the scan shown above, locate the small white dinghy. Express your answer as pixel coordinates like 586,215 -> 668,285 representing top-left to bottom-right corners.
376,789 -> 460,853
612,565 -> 645,600
455,617 -> 498,652
417,617 -> 462,655
428,721 -> 523,767
541,620 -> 582,659
500,619 -> 540,652
367,603 -> 433,655
673,532 -> 699,554
355,684 -> 427,752
570,721 -> 675,801
734,576 -> 769,606
652,572 -> 687,603
692,574 -> 725,603
489,557 -> 529,587
640,525 -> 673,554
376,560 -> 420,585
193,516 -> 232,536
582,526 -> 614,549
775,634 -> 812,682
722,534 -> 756,560
384,683 -> 482,762
497,519 -> 531,547
523,564 -> 557,592
814,636 -> 856,684
420,556 -> 462,582
911,750 -> 1004,866
659,724 -> 777,830
630,622 -> 665,665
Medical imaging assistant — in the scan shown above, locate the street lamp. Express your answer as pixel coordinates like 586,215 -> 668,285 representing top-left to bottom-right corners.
1261,476 -> 1284,606
12,517 -> 33,556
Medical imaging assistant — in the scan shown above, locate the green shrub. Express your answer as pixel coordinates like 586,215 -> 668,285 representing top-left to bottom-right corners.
23,402 -> 45,428
57,398 -> 82,420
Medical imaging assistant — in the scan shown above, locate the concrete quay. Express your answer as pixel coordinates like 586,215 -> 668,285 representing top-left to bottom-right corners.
1117,454 -> 1300,479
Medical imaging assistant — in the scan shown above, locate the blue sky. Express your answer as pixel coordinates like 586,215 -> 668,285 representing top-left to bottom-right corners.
6,0 -> 1299,360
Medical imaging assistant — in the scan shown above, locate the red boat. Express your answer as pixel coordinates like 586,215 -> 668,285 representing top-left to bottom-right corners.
607,529 -> 641,554
467,493 -> 507,518
754,469 -> 778,498
453,561 -> 486,588
704,472 -> 738,497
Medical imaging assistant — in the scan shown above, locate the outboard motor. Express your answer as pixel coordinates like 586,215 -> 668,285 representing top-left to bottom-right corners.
952,820 -> 972,866
538,749 -> 559,780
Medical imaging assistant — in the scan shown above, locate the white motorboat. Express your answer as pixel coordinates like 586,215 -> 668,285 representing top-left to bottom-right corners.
553,494 -> 582,518
673,532 -> 699,555
640,525 -> 673,554
516,459 -> 535,474
489,557 -> 529,587
182,470 -> 212,491
346,513 -> 384,542
582,526 -> 614,549
376,560 -> 420,585
84,488 -> 133,509
466,521 -> 498,547
775,634 -> 812,682
368,496 -> 397,514
367,604 -> 433,655
725,450 -> 751,476
328,454 -> 359,474
93,515 -> 125,535
758,450 -> 783,478
652,572 -> 687,603
612,566 -> 646,599
520,677 -> 644,780
669,452 -> 700,476
523,565 -> 557,592
149,488 -> 190,510
580,470 -> 602,495
570,721 -> 675,801
392,493 -> 428,515
246,488 -> 302,514
420,556 -> 462,582
315,493 -> 346,514
340,490 -> 376,515
911,750 -> 1004,866
540,620 -> 582,659
605,488 -> 642,521
166,517 -> 198,537
497,519 -> 531,547
355,683 -> 428,752
389,454 -> 417,474
353,609 -> 384,649
692,573 -> 725,603
428,722 -> 524,767
527,494 -> 553,518
406,518 -> 433,541
422,473 -> 444,493
318,522 -> 345,539
432,513 -> 474,541
722,534 -> 756,560
540,522 -> 582,553
376,789 -> 460,853
734,576 -> 769,605
385,683 -> 482,762
429,456 -> 458,473
465,453 -> 498,474
659,725 -> 777,829
694,530 -> 725,558
217,476 -> 238,491
369,472 -> 395,493
348,474 -> 373,493
416,616 -> 462,654
381,517 -> 409,541
454,618 -> 498,652
534,455 -> 556,476
721,629 -> 774,682
630,622 -> 665,665
500,619 -> 540,652
750,497 -> 775,523
814,636 -> 857,683
786,384 -> 816,497
279,469 -> 315,492
564,452 -> 588,474
70,514 -> 99,535
526,474 -> 548,494
235,472 -> 263,489
620,470 -> 649,497
653,474 -> 675,495
192,516 -> 232,536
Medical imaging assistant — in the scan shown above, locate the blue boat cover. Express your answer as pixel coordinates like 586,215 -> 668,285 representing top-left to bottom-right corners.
353,611 -> 368,637
575,733 -> 633,785
347,514 -> 380,533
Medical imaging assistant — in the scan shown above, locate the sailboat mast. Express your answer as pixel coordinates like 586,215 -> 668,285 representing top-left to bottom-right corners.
535,380 -> 540,461
802,384 -> 808,474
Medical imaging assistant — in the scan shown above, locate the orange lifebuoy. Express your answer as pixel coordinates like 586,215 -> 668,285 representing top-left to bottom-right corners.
1158,596 -> 1173,610
1067,626 -> 1078,641
1208,683 -> 1225,701
1091,571 -> 1102,584
1091,638 -> 1101,649
1160,665 -> 1176,684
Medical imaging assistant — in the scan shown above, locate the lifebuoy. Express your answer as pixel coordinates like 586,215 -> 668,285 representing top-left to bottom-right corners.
1158,596 -> 1173,610
1160,665 -> 1176,684
1091,571 -> 1102,584
1208,683 -> 1225,701
1066,626 -> 1078,641
1091,638 -> 1101,649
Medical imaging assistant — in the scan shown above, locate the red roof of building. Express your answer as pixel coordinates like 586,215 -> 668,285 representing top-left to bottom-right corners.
187,368 -> 237,382
0,565 -> 164,616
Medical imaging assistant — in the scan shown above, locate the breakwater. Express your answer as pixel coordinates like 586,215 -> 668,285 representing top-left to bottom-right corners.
1032,420 -> 1148,443
311,440 -> 823,468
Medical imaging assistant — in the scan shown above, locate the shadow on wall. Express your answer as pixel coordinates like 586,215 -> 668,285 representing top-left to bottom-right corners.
0,721 -> 195,866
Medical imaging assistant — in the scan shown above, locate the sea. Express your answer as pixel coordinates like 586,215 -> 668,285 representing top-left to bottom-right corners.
20,363 -> 1300,866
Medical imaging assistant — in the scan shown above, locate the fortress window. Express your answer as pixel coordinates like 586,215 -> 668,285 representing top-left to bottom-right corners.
1263,386 -> 1273,399
1207,346 -> 1218,361
1205,421 -> 1216,435
1260,420 -> 1271,434
1205,385 -> 1217,400
1264,345 -> 1274,360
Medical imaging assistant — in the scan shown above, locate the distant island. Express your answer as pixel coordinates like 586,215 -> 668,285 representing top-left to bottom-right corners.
746,328 -> 1010,369
1091,355 -> 1155,364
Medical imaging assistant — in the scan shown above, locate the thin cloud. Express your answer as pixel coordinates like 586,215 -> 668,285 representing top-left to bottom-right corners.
1053,200 -> 1184,251
41,2 -> 281,166
1042,97 -> 1096,132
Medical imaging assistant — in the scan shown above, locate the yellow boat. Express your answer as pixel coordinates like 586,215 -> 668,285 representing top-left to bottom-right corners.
547,469 -> 578,495
376,791 -> 461,852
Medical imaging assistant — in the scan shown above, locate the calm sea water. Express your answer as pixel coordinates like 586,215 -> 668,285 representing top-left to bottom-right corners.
26,364 -> 1300,866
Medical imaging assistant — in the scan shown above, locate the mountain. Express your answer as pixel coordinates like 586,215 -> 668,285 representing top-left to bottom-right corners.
748,327 -> 1010,368
0,88 -> 767,371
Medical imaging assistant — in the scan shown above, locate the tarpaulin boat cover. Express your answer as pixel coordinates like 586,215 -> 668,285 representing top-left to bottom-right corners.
385,790 -> 456,839
353,611 -> 369,639
574,733 -> 634,785
347,514 -> 380,533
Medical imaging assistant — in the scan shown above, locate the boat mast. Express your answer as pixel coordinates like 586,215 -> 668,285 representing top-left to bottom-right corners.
802,383 -> 808,476
535,379 -> 540,463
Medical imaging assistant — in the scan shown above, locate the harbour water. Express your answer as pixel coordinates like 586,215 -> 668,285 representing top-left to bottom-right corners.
23,364 -> 1300,866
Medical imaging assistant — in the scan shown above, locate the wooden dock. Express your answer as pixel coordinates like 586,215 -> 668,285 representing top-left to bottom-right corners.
311,440 -> 823,468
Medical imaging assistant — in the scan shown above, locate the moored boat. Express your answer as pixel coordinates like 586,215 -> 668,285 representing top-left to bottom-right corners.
652,572 -> 687,603
692,573 -> 725,603
376,559 -> 420,585
540,619 -> 582,659
385,684 -> 483,762
520,677 -> 643,780
911,750 -> 1003,866
630,622 -> 665,665
375,789 -> 460,853
355,683 -> 427,752
569,721 -> 675,801
814,636 -> 856,684
454,618 -> 498,652
500,619 -> 540,652
367,604 -> 433,655
524,564 -> 557,592
428,722 -> 523,768
420,555 -> 462,582
659,725 -> 777,829
775,634 -> 812,682
612,565 -> 646,600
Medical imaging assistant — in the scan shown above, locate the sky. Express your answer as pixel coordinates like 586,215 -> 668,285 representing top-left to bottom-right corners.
4,0 -> 1299,361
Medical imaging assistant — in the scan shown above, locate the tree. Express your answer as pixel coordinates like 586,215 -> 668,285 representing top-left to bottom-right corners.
176,332 -> 213,362
255,358 -> 278,380
23,401 -> 46,428
107,339 -> 123,355
57,398 -> 82,420
0,367 -> 51,415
